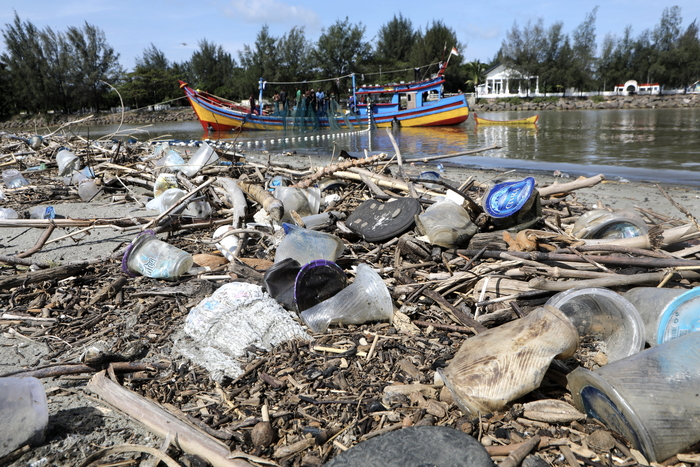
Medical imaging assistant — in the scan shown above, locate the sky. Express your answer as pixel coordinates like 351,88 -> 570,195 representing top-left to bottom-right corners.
2,0 -> 700,73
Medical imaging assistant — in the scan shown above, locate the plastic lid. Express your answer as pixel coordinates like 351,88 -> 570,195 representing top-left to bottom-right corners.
657,287 -> 700,345
345,197 -> 421,243
483,177 -> 536,218
294,260 -> 348,312
121,230 -> 156,277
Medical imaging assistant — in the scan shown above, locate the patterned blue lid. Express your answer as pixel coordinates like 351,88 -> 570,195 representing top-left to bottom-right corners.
483,177 -> 536,218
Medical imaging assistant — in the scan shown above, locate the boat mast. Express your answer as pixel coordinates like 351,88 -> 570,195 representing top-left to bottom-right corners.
352,73 -> 357,113
259,77 -> 264,113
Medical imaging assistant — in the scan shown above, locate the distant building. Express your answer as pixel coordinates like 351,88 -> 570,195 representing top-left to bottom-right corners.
614,80 -> 660,95
476,63 -> 539,98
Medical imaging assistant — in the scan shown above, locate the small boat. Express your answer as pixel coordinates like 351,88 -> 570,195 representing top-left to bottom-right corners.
180,62 -> 469,132
473,113 -> 539,125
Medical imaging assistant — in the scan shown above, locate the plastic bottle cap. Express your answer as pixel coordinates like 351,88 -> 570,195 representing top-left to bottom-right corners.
483,177 -> 536,218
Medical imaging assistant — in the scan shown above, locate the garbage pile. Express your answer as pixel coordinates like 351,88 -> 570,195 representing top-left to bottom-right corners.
2,128 -> 700,467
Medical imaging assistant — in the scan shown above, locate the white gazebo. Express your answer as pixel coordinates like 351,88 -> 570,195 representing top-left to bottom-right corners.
476,63 -> 539,98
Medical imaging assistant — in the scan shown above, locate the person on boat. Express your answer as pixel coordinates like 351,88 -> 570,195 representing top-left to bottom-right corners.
279,88 -> 287,112
248,95 -> 258,115
316,89 -> 325,115
347,94 -> 355,114
272,92 -> 280,116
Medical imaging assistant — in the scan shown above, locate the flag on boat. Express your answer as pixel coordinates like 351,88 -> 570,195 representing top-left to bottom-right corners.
451,47 -> 459,56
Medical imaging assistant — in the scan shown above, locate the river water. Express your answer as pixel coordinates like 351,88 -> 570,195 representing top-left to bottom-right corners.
75,107 -> 700,186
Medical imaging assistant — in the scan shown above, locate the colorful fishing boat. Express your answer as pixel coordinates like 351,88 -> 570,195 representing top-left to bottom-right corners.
180,65 -> 469,132
473,113 -> 539,125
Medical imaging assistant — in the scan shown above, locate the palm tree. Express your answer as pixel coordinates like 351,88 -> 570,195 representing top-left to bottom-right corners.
464,60 -> 488,94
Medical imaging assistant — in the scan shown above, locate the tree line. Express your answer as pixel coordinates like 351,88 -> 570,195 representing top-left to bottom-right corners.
1,7 -> 698,118
500,6 -> 700,95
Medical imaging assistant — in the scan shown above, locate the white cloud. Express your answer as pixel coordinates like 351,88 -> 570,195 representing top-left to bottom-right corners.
221,0 -> 321,28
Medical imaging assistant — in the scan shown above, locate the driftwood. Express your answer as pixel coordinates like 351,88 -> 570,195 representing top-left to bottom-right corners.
293,152 -> 387,189
86,371 -> 254,467
529,269 -> 700,291
537,174 -> 605,197
236,180 -> 284,221
0,260 -> 94,290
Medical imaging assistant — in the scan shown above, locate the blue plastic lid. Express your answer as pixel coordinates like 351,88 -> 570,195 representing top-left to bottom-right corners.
483,177 -> 536,218
657,287 -> 700,345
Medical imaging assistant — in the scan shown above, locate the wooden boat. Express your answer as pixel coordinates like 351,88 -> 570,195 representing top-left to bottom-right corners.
473,113 -> 539,125
180,65 -> 469,132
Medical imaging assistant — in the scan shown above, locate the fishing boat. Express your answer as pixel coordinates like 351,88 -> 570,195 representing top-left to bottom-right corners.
473,113 -> 539,125
179,64 -> 469,132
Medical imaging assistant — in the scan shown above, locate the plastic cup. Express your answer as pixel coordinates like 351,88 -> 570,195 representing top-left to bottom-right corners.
56,148 -> 81,176
182,142 -> 218,177
300,263 -> 392,333
415,199 -> 477,248
0,207 -> 18,219
78,179 -> 100,201
0,376 -> 48,457
30,206 -> 55,219
438,305 -> 578,418
624,286 -> 700,346
567,331 -> 700,463
545,287 -> 645,362
294,260 -> 347,312
121,230 -> 193,280
274,224 -> 345,266
571,209 -> 648,239
213,225 -> 239,261
275,186 -> 312,221
2,168 -> 29,189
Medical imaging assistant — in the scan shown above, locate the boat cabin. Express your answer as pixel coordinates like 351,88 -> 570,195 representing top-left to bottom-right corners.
353,76 -> 445,117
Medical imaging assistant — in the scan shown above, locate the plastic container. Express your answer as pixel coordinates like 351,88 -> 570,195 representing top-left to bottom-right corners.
545,287 -> 645,362
153,173 -> 179,197
567,331 -> 700,463
213,225 -> 239,261
300,263 -> 393,333
0,376 -> 49,457
28,135 -> 43,150
571,209 -> 648,239
146,188 -> 187,214
78,179 -> 100,201
181,142 -> 218,177
439,305 -> 578,418
155,148 -> 187,171
624,287 -> 700,346
56,148 -> 80,176
274,186 -> 312,221
2,168 -> 29,189
121,230 -> 193,280
301,211 -> 345,229
184,198 -> 212,218
274,224 -> 345,266
29,206 -> 55,219
415,199 -> 477,248
482,177 -> 542,230
0,207 -> 19,219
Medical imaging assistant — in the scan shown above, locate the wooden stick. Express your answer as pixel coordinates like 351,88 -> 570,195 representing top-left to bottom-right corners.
142,177 -> 216,230
537,174 -> 605,197
16,224 -> 56,258
499,434 -> 541,467
529,270 -> 700,291
402,144 -> 501,163
0,260 -> 94,290
86,371 -> 253,467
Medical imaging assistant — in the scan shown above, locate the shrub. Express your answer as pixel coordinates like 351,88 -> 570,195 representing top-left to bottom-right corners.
590,95 -> 605,103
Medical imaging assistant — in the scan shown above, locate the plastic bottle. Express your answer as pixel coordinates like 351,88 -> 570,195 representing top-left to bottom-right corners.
29,206 -> 55,219
181,142 -> 218,177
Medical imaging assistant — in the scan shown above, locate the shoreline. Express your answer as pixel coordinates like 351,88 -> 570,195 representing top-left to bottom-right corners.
2,93 -> 700,131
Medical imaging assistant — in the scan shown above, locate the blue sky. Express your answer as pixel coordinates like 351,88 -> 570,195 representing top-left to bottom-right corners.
2,0 -> 700,72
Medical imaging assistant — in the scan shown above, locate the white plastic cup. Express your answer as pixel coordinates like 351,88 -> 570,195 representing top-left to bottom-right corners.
78,179 -> 100,201
274,224 -> 345,266
567,331 -> 700,463
181,142 -> 218,177
0,376 -> 48,457
545,287 -> 645,362
624,287 -> 700,346
2,168 -> 30,189
300,263 -> 393,332
275,186 -> 312,221
214,225 -> 239,261
122,230 -> 193,280
0,207 -> 19,219
56,148 -> 80,176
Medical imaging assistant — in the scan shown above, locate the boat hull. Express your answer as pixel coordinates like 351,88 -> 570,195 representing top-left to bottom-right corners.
181,83 -> 469,132
474,113 -> 539,125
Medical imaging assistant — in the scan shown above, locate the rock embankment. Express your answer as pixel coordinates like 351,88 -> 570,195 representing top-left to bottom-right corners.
473,93 -> 700,112
0,107 -> 198,131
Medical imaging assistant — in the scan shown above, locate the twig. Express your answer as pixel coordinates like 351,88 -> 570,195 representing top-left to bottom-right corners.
656,183 -> 700,232
142,177 -> 216,230
499,434 -> 541,467
16,224 -> 56,258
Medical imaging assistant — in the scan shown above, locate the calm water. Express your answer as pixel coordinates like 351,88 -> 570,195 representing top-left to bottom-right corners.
75,107 -> 700,186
